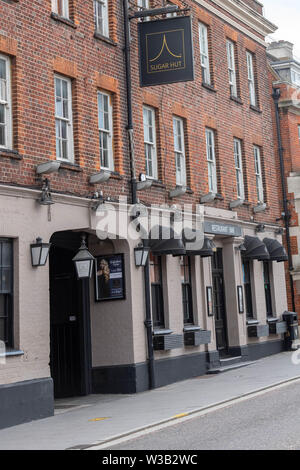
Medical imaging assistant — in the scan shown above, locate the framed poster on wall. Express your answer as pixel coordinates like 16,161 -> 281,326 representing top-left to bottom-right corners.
95,254 -> 125,301
206,286 -> 214,316
237,285 -> 244,314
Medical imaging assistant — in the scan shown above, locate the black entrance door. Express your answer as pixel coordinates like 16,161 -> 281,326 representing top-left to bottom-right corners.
50,241 -> 91,398
212,248 -> 228,355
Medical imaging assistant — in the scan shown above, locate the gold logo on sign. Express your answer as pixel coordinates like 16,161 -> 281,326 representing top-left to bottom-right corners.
149,34 -> 183,62
146,28 -> 186,74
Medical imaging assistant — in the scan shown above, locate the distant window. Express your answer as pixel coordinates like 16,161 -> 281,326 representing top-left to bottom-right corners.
55,75 -> 74,162
242,258 -> 253,319
180,256 -> 193,324
173,116 -> 186,186
246,51 -> 256,106
234,138 -> 244,200
263,261 -> 273,317
98,91 -> 114,171
199,23 -> 211,85
165,2 -> 177,18
52,0 -> 69,19
143,106 -> 157,179
94,0 -> 109,37
137,0 -> 150,20
0,239 -> 13,347
205,128 -> 217,194
150,253 -> 165,328
226,40 -> 237,97
254,145 -> 264,203
0,55 -> 12,150
291,69 -> 300,87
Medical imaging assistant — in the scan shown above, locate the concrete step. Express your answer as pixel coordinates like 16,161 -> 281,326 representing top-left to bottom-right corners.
220,356 -> 242,367
207,360 -> 257,375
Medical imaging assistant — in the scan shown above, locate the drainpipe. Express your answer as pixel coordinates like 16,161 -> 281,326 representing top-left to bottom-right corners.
272,88 -> 296,312
123,0 -> 137,206
123,0 -> 155,389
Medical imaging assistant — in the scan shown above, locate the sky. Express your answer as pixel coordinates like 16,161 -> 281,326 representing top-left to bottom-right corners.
262,0 -> 300,58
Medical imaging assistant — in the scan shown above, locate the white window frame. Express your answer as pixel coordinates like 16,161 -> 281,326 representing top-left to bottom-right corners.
94,0 -> 109,38
173,116 -> 186,187
0,55 -> 12,150
54,75 -> 74,162
234,138 -> 244,200
205,128 -> 217,194
166,3 -> 178,18
227,40 -> 237,97
98,90 -> 114,171
246,51 -> 256,107
137,0 -> 150,21
254,145 -> 264,203
51,0 -> 69,19
143,105 -> 157,179
199,23 -> 211,85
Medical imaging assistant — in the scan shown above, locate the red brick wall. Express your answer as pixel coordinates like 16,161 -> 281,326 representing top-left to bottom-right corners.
0,0 -> 281,227
270,78 -> 300,318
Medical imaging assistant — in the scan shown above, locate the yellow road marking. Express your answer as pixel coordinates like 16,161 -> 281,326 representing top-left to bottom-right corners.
88,417 -> 109,422
173,413 -> 188,419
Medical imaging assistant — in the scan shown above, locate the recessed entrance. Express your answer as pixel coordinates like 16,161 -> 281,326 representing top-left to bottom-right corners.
212,248 -> 228,356
49,231 -> 92,399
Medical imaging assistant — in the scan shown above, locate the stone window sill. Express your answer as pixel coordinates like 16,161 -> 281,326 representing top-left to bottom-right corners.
151,179 -> 166,189
0,149 -> 22,160
250,105 -> 262,114
153,328 -> 173,336
183,325 -> 201,332
0,348 -> 24,358
202,83 -> 217,93
267,316 -> 278,323
50,12 -> 77,29
230,95 -> 243,105
246,319 -> 259,325
94,32 -> 117,47
59,162 -> 82,172
109,171 -> 123,180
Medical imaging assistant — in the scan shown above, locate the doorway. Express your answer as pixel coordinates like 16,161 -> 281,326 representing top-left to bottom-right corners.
212,248 -> 228,356
49,232 -> 92,399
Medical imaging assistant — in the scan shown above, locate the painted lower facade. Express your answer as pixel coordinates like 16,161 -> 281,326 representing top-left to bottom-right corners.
0,185 -> 288,428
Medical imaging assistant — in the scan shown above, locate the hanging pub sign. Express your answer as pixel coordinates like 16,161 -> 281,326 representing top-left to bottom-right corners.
138,16 -> 194,87
95,254 -> 125,301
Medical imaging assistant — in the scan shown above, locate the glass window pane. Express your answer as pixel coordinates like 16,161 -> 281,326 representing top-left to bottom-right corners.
61,120 -> 67,139
0,59 -> 6,80
0,125 -> 4,147
0,104 -> 5,124
0,317 -> 5,343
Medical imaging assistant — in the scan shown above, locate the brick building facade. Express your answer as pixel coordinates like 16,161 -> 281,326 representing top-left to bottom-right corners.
268,41 -> 300,319
0,0 -> 290,429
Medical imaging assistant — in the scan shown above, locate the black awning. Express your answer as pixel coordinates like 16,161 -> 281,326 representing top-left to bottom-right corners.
263,238 -> 288,262
243,235 -> 270,261
198,237 -> 216,257
146,226 -> 185,256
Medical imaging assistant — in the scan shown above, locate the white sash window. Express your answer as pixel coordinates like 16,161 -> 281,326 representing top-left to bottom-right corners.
143,106 -> 157,179
98,91 -> 114,171
0,56 -> 12,150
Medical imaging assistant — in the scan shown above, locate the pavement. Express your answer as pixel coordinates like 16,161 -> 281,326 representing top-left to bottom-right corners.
0,351 -> 300,450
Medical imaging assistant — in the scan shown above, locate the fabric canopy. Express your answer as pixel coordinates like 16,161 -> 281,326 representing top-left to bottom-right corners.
243,235 -> 270,261
263,238 -> 288,262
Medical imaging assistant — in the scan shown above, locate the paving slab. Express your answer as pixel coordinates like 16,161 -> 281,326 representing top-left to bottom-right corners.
0,352 -> 299,450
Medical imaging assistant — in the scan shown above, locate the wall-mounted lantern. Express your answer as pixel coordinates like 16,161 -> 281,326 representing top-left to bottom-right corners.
72,234 -> 95,279
30,237 -> 51,267
134,243 -> 150,267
